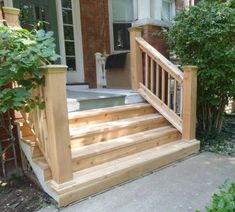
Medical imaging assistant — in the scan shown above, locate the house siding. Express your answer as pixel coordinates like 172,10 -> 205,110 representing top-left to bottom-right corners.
80,0 -> 110,87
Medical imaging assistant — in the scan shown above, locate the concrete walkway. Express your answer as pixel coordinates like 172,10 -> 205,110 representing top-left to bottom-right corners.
40,152 -> 235,212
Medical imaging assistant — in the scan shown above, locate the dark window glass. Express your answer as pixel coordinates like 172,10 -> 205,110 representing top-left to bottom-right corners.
62,9 -> 73,24
62,0 -> 72,9
63,25 -> 74,40
65,41 -> 75,56
113,23 -> 131,51
66,57 -> 76,71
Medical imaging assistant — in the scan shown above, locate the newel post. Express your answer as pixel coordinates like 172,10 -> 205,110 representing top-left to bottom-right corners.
41,65 -> 73,185
182,66 -> 198,140
129,27 -> 143,90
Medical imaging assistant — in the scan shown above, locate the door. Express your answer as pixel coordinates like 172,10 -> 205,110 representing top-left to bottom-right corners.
56,0 -> 84,84
13,0 -> 84,84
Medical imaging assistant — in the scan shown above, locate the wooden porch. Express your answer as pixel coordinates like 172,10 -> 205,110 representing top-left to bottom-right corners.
10,18 -> 200,207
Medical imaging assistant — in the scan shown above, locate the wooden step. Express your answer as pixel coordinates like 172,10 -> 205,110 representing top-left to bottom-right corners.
49,139 -> 200,206
69,103 -> 155,127
33,157 -> 52,181
70,114 -> 168,148
72,126 -> 181,171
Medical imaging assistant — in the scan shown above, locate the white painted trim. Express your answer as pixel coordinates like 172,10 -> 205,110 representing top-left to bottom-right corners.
56,0 -> 85,83
20,140 -> 58,202
108,0 -> 114,53
72,0 -> 85,82
56,0 -> 66,65
3,0 -> 13,7
132,18 -> 171,28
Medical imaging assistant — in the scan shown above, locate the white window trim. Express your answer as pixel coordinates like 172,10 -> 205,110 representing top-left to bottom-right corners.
108,0 -> 137,54
56,0 -> 85,83
162,0 -> 176,22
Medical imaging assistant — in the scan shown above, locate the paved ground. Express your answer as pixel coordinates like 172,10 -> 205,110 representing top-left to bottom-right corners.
40,152 -> 235,212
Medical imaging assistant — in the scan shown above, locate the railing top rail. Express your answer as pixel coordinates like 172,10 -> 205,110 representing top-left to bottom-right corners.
135,37 -> 184,83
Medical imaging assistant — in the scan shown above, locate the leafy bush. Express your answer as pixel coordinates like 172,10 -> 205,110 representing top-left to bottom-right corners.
0,26 -> 59,112
206,180 -> 235,212
165,1 -> 235,134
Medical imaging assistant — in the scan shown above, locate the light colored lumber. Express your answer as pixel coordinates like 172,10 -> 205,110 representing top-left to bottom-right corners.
41,65 -> 73,184
69,103 -> 156,127
129,27 -> 143,90
167,75 -> 171,107
70,114 -> 168,148
150,59 -> 154,92
182,66 -> 198,140
72,126 -> 181,171
156,64 -> 160,96
138,83 -> 182,133
162,69 -> 166,103
174,79 -> 177,113
145,53 -> 149,87
51,139 -> 200,206
136,37 -> 184,83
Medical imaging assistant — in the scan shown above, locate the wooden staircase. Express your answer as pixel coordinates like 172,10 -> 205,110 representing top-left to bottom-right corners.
20,103 -> 199,206
5,8 -> 200,208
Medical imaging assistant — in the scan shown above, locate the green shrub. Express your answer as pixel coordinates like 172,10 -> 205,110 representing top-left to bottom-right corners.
0,26 -> 59,113
165,1 -> 235,134
206,180 -> 235,212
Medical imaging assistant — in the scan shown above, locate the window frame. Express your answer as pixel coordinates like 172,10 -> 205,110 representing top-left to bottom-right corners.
108,0 -> 138,53
161,0 -> 176,22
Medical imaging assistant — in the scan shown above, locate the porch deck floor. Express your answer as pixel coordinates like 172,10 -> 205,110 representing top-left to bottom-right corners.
66,88 -> 145,112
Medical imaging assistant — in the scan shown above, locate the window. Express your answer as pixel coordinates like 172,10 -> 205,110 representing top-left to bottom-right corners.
162,0 -> 174,22
61,0 -> 76,71
111,0 -> 136,51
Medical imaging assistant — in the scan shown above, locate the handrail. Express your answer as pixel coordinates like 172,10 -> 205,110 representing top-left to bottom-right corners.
135,37 -> 184,84
129,27 -> 198,140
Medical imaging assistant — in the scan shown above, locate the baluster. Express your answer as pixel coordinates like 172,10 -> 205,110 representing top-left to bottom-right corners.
150,58 -> 154,92
145,54 -> 149,88
162,69 -> 166,102
167,74 -> 171,107
174,80 -> 177,113
180,86 -> 183,117
156,64 -> 160,96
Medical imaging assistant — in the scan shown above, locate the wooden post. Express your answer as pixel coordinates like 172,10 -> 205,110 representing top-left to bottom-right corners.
182,66 -> 198,140
2,7 -> 21,29
129,27 -> 143,90
41,65 -> 73,184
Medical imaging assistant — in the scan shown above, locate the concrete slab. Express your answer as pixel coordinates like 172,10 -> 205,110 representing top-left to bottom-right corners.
39,152 -> 235,212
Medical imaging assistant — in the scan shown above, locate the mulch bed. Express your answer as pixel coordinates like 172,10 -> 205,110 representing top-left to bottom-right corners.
0,176 -> 55,212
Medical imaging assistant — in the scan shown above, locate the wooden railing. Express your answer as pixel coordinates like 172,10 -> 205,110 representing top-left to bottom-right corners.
129,27 -> 197,140
3,7 -> 74,185
20,66 -> 74,185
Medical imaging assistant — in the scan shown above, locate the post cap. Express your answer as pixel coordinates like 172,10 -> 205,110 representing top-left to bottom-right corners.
182,66 -> 198,71
128,27 -> 143,33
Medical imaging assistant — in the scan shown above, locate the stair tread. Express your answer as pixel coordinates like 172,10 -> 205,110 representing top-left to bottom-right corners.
69,103 -> 152,120
52,139 -> 199,194
71,125 -> 176,159
70,113 -> 161,138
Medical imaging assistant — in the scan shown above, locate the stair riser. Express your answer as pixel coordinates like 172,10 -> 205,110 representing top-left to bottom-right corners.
70,117 -> 168,148
58,142 -> 200,206
31,146 -> 43,159
72,131 -> 181,171
69,106 -> 156,128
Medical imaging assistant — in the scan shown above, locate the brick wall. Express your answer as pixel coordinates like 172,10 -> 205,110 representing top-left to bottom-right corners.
80,0 -> 110,87
142,24 -> 169,58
